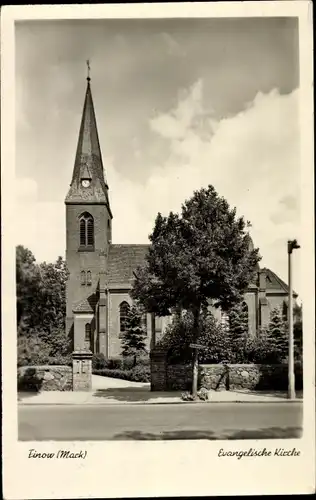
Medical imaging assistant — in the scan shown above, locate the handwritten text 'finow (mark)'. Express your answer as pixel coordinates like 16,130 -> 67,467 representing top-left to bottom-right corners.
28,449 -> 87,459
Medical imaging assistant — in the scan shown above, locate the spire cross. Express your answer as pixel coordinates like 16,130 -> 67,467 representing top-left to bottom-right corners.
86,59 -> 91,81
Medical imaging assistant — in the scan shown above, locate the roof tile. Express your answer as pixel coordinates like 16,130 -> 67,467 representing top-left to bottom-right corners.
73,294 -> 97,313
108,244 -> 149,284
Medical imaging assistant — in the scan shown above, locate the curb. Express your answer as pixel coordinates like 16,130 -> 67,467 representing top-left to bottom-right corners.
18,399 -> 303,407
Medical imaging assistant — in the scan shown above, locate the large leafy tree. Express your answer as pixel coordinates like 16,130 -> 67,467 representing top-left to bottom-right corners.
17,248 -> 68,337
16,247 -> 71,366
16,245 -> 41,331
36,256 -> 68,336
132,185 -> 261,395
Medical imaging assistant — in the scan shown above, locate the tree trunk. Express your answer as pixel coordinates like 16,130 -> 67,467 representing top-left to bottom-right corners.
191,306 -> 200,398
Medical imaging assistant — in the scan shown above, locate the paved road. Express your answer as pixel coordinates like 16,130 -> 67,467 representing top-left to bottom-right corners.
19,402 -> 303,441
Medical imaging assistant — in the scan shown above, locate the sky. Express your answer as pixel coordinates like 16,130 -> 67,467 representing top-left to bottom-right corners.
15,17 -> 301,292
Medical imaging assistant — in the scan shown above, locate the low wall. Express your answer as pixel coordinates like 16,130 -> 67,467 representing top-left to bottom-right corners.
159,363 -> 303,392
18,365 -> 72,392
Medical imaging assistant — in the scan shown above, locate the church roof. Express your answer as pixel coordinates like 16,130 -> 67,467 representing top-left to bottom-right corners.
73,294 -> 97,313
106,246 -> 295,296
108,244 -> 149,284
263,268 -> 297,297
65,78 -> 111,212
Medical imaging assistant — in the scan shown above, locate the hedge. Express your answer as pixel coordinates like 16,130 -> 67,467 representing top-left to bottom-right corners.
92,353 -> 150,371
93,365 -> 150,383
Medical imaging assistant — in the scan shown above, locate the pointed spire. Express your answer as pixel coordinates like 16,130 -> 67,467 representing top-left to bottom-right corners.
65,68 -> 111,211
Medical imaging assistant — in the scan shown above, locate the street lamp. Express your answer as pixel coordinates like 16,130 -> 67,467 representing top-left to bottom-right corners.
287,239 -> 300,399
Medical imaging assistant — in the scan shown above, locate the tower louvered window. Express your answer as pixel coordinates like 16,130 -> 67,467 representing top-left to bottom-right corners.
80,271 -> 86,285
87,271 -> 92,285
87,217 -> 94,246
79,213 -> 94,247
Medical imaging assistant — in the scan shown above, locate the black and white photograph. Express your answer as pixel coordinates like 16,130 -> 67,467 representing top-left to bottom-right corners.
1,2 -> 315,498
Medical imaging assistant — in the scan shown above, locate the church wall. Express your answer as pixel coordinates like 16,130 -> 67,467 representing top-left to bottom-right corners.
243,291 -> 257,337
108,291 -> 152,358
73,313 -> 94,351
108,291 -> 131,358
266,293 -> 287,315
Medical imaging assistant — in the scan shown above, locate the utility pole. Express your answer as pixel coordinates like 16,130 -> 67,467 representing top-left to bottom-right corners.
287,239 -> 300,400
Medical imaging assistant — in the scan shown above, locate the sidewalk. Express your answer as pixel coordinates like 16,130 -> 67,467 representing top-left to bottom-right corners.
18,388 -> 303,406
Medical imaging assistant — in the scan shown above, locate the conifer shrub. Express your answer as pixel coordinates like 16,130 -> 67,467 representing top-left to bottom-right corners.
121,303 -> 147,364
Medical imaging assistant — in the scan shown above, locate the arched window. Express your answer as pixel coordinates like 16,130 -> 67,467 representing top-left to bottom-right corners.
85,323 -> 91,341
79,213 -> 94,247
119,301 -> 130,333
87,271 -> 92,286
80,271 -> 86,285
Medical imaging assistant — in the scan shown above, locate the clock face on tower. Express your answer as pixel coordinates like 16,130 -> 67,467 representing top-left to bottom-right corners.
81,179 -> 91,188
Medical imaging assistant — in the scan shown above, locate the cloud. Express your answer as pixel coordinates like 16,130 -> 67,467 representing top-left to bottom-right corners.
110,81 -> 300,291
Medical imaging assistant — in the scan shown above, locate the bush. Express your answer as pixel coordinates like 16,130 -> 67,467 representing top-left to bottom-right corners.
107,358 -> 124,370
18,329 -> 72,367
128,364 -> 150,382
181,391 -> 196,401
18,367 -> 43,392
158,310 -> 296,365
160,311 -> 236,364
93,368 -> 129,380
135,356 -> 150,367
92,354 -> 150,371
197,387 -> 209,401
122,356 -> 150,370
93,364 -> 150,383
92,353 -> 107,370
243,333 -> 285,364
46,354 -> 72,366
121,357 -> 135,370
92,354 -> 123,370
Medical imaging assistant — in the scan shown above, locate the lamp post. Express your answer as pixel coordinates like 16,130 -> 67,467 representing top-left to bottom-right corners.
287,239 -> 300,399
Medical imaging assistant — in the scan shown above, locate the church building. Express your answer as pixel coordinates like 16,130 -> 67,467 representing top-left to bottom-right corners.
65,75 -> 295,359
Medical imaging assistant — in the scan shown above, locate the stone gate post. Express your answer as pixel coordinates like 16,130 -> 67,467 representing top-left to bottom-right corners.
72,350 -> 93,391
150,348 -> 167,391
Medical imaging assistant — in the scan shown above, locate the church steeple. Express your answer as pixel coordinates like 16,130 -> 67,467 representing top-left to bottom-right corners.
65,67 -> 111,213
